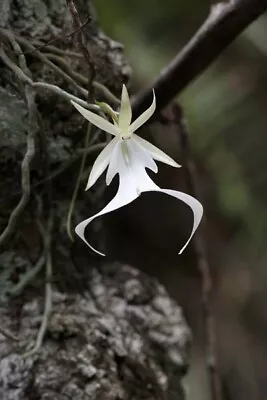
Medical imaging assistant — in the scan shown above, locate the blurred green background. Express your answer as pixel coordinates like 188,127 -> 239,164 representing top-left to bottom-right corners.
94,0 -> 267,275
94,1 -> 267,399
95,0 -> 267,243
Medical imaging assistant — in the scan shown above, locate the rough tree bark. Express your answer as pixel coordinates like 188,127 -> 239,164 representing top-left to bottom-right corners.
0,1 -> 191,399
0,264 -> 190,400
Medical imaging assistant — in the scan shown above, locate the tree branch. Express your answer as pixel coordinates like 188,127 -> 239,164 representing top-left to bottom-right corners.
132,0 -> 267,116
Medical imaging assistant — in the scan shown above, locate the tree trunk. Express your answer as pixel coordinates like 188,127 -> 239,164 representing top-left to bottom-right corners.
0,1 -> 190,399
0,264 -> 190,400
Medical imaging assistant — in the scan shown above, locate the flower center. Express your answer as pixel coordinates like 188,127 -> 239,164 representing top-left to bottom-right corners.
120,128 -> 132,140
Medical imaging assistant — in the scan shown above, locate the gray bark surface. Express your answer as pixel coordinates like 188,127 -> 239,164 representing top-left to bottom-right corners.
0,264 -> 190,400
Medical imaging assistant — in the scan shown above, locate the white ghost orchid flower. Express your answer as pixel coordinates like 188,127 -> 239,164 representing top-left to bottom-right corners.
71,84 -> 203,256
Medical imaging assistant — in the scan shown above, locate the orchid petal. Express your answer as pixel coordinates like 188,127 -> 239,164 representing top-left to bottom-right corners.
76,148 -> 203,256
106,141 -> 121,185
119,84 -> 132,129
71,100 -> 119,136
127,139 -> 158,173
106,139 -> 157,186
75,183 -> 138,256
132,134 -> 181,168
75,150 -> 142,256
76,176 -> 203,256
129,90 -> 156,133
152,188 -> 203,254
86,137 -> 118,190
